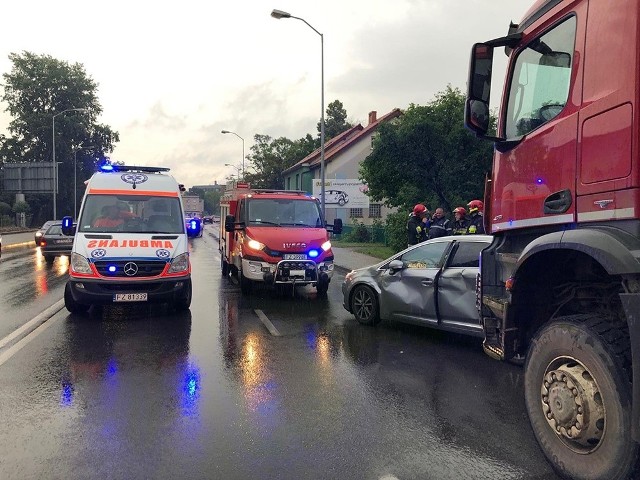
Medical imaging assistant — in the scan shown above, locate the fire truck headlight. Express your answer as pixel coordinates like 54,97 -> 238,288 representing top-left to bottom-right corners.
246,236 -> 265,251
321,241 -> 331,251
168,253 -> 190,273
71,253 -> 92,275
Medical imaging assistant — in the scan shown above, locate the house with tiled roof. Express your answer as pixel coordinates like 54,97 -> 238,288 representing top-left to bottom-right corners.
283,108 -> 402,226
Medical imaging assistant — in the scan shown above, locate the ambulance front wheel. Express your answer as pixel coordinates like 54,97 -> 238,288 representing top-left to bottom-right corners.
64,283 -> 89,314
174,279 -> 192,312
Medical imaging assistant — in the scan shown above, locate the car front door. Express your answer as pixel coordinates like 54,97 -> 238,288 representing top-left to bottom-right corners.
378,241 -> 450,325
436,239 -> 489,335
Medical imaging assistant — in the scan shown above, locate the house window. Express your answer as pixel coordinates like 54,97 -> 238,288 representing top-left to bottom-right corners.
369,203 -> 382,218
287,177 -> 291,189
295,174 -> 299,189
350,208 -> 363,218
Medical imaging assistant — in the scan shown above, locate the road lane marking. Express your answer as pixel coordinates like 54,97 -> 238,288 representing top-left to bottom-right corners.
0,299 -> 64,350
254,309 -> 281,336
0,299 -> 65,367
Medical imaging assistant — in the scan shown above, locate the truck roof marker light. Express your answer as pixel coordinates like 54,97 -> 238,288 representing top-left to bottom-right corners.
308,249 -> 319,258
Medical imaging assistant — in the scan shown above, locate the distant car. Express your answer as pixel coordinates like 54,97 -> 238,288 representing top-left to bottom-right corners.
35,220 -> 57,246
40,223 -> 75,263
320,189 -> 349,206
342,235 -> 493,336
202,216 -> 213,224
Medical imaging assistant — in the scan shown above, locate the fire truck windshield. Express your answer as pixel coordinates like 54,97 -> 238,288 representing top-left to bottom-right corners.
247,198 -> 322,227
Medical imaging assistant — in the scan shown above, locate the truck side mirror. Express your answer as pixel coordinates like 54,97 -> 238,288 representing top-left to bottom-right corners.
61,216 -> 76,236
464,43 -> 493,136
224,214 -> 235,233
332,218 -> 343,234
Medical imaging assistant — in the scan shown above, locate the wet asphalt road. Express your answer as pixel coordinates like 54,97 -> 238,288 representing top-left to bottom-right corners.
0,226 -> 560,480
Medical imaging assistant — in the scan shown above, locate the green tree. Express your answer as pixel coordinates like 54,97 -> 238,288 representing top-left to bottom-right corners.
0,51 -> 119,221
361,85 -> 494,217
317,99 -> 354,140
204,190 -> 222,214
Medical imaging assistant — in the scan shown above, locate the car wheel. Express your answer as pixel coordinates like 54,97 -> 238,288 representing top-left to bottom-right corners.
338,198 -> 346,206
239,268 -> 252,294
174,279 -> 192,312
64,283 -> 89,314
524,314 -> 639,480
350,285 -> 380,325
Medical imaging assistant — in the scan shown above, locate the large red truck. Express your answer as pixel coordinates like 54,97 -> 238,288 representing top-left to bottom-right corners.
219,182 -> 342,295
465,1 -> 640,479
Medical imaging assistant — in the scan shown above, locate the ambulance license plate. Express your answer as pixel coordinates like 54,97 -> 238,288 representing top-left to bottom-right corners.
113,293 -> 148,302
283,254 -> 307,260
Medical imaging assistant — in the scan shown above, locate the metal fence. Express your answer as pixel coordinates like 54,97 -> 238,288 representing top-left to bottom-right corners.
337,224 -> 386,243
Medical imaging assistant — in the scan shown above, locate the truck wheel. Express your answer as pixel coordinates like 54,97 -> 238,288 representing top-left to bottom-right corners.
350,285 -> 381,325
239,269 -> 252,294
174,279 -> 192,311
316,280 -> 329,296
64,283 -> 89,314
221,255 -> 229,276
524,314 -> 638,480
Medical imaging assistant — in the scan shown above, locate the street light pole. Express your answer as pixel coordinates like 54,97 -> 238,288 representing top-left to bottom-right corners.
73,145 -> 95,217
271,9 -> 325,219
52,108 -> 88,220
221,130 -> 245,180
224,163 -> 242,179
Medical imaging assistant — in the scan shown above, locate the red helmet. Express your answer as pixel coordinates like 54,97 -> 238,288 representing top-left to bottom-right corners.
412,204 -> 427,215
467,200 -> 484,213
453,207 -> 466,216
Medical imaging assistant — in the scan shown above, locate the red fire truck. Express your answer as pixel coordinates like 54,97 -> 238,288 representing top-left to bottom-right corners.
465,1 -> 640,478
219,182 -> 342,295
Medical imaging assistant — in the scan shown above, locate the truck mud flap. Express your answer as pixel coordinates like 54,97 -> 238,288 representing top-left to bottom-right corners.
620,293 -> 640,442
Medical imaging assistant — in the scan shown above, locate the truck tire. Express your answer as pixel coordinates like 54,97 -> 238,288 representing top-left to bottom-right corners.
524,314 -> 638,480
350,285 -> 381,325
174,279 -> 192,312
64,283 -> 89,314
221,255 -> 229,276
239,268 -> 252,294
316,279 -> 329,296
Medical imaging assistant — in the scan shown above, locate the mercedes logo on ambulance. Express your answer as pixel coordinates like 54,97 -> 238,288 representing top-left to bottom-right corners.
123,262 -> 139,276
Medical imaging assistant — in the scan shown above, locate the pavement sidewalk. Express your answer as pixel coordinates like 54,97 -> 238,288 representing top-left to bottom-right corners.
331,246 -> 381,274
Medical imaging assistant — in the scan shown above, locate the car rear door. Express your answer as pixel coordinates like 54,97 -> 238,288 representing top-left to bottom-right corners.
378,241 -> 450,325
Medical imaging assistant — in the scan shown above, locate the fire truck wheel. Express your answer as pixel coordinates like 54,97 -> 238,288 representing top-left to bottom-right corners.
524,314 -> 638,480
221,255 -> 229,276
239,269 -> 252,294
64,283 -> 89,314
316,280 -> 329,296
350,285 -> 381,325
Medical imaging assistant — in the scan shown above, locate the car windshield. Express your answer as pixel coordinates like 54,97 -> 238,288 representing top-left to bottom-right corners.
77,195 -> 185,234
45,225 -> 63,235
246,198 -> 322,227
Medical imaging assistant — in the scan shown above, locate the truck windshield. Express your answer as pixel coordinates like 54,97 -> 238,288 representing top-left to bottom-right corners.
247,198 -> 322,227
78,195 -> 185,234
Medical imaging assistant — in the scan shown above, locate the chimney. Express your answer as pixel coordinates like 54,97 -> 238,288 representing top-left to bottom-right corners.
368,111 -> 377,125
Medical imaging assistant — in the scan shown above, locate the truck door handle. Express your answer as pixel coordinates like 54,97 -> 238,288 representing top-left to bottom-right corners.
422,279 -> 434,286
544,189 -> 572,214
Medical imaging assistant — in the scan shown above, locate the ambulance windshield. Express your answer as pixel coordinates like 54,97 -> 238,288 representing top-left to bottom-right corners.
247,198 -> 322,227
78,195 -> 185,234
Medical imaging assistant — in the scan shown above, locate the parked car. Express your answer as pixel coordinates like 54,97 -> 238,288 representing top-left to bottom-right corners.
319,189 -> 349,206
202,216 -> 213,224
40,223 -> 75,263
35,220 -> 56,246
342,235 -> 492,336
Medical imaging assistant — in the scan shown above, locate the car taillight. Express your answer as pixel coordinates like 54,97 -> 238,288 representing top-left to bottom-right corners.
40,240 -> 47,246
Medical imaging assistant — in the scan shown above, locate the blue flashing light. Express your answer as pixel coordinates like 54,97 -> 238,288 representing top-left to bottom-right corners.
99,163 -> 114,172
190,220 -> 197,230
536,178 -> 544,185
108,265 -> 117,273
62,217 -> 73,228
308,249 -> 319,258
60,382 -> 73,407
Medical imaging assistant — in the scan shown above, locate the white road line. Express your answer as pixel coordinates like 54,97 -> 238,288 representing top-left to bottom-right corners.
254,309 -> 281,336
0,300 -> 65,367
0,299 -> 64,350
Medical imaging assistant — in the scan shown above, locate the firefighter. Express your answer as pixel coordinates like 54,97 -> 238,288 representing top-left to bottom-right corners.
452,207 -> 469,235
427,207 -> 451,239
407,204 -> 428,246
467,199 -> 485,234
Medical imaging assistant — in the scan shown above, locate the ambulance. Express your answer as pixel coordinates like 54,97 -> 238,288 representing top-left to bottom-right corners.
61,165 -> 199,313
220,182 -> 342,295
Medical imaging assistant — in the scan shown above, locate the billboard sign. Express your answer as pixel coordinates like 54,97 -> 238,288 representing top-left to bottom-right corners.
3,162 -> 55,193
312,179 -> 370,208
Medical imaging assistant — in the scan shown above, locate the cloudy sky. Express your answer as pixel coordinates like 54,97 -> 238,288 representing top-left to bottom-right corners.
0,0 -> 532,188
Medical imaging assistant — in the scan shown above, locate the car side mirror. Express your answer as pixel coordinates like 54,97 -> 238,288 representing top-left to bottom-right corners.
61,216 -> 76,236
186,217 -> 201,237
388,259 -> 404,273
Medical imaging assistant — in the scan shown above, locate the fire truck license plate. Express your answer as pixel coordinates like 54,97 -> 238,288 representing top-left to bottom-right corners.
283,254 -> 307,260
113,293 -> 148,302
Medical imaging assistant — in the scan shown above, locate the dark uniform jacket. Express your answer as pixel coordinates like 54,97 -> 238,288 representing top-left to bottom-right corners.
452,218 -> 469,235
427,216 -> 452,239
467,212 -> 485,234
407,215 -> 427,246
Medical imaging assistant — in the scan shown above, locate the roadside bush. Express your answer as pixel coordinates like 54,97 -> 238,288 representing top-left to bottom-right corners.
384,210 -> 409,253
0,202 -> 11,216
342,220 -> 371,243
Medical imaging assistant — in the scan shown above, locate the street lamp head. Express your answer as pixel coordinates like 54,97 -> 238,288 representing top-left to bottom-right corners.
271,9 -> 291,19
221,130 -> 230,134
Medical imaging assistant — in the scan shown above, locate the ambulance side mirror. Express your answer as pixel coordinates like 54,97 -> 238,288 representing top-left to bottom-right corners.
61,216 -> 76,236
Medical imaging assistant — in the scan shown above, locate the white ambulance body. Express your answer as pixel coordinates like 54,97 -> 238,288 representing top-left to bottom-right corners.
62,165 -> 196,313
